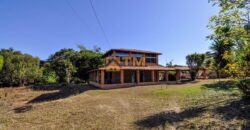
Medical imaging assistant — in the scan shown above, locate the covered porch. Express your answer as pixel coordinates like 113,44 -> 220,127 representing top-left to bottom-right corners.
89,67 -> 209,89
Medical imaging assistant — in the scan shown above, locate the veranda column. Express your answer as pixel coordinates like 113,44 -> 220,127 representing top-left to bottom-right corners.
151,70 -> 155,82
136,70 -> 140,84
94,71 -> 96,82
96,70 -> 99,83
101,70 -> 105,85
176,70 -> 181,81
165,71 -> 169,82
120,70 -> 124,84
157,71 -> 159,82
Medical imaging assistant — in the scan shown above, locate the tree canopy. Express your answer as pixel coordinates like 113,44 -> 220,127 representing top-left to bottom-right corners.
0,48 -> 42,86
0,45 -> 103,87
186,53 -> 206,81
208,0 -> 250,78
0,55 -> 3,72
47,46 -> 103,84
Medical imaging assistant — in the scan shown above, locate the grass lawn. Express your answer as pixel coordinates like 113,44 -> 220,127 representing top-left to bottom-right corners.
0,79 -> 249,130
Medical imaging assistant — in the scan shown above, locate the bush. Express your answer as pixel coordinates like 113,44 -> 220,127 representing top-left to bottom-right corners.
40,70 -> 58,84
237,79 -> 250,97
168,71 -> 176,81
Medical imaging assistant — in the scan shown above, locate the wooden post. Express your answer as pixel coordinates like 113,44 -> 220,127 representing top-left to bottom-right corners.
136,70 -> 140,84
152,70 -> 155,82
101,70 -> 105,85
120,70 -> 124,84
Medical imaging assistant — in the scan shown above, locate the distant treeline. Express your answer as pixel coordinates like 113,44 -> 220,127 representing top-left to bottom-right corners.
0,45 -> 103,87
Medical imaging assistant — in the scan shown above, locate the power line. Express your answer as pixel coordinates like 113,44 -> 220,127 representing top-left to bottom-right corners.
88,0 -> 111,48
64,0 -> 94,34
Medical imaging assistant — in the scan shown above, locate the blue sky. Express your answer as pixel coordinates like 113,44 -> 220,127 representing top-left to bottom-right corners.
0,0 -> 218,65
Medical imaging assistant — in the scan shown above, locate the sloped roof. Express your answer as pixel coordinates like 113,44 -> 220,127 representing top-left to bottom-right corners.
103,48 -> 162,57
90,66 -> 187,72
120,66 -> 175,71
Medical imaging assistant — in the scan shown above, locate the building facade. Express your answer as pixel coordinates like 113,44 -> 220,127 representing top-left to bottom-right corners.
89,49 -> 208,89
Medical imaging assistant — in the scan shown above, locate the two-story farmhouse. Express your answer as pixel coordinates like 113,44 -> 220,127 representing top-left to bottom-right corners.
89,49 -> 208,89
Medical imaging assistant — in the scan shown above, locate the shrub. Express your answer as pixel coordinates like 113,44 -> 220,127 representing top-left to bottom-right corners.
237,79 -> 250,97
40,69 -> 58,84
168,71 -> 176,81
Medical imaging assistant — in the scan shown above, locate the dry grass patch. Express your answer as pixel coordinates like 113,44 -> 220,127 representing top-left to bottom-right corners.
0,80 -> 248,130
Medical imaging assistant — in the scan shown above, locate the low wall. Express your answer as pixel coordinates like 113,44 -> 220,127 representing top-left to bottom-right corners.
89,80 -> 179,89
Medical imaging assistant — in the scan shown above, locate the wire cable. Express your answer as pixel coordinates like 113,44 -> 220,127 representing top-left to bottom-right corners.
88,0 -> 111,48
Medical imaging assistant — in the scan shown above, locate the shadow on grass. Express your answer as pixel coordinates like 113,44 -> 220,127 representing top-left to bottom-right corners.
134,106 -> 206,129
179,80 -> 200,84
202,80 -> 237,91
14,105 -> 33,113
13,84 -> 97,113
30,84 -> 64,91
214,97 -> 250,129
28,84 -> 97,104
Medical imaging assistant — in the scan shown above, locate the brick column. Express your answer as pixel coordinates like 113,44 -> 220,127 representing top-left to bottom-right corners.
120,70 -> 124,84
151,70 -> 155,82
156,71 -> 159,82
94,71 -> 96,81
176,70 -> 181,81
96,71 -> 99,83
101,70 -> 105,85
166,71 -> 169,81
136,70 -> 140,84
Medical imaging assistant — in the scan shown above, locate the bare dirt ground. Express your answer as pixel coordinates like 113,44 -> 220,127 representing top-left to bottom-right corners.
0,80 -> 248,130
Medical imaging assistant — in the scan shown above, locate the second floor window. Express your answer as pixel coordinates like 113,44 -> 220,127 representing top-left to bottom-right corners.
145,54 -> 157,63
146,57 -> 157,63
115,51 -> 129,57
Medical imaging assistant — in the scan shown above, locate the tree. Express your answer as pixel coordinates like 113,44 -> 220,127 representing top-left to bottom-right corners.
209,38 -> 235,78
186,53 -> 206,81
0,48 -> 42,86
166,59 -> 174,67
74,46 -> 103,82
208,0 -> 250,78
0,55 -> 3,72
40,62 -> 58,84
48,48 -> 77,84
48,46 -> 103,83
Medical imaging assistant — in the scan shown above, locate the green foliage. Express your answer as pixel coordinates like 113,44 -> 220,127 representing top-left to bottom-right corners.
209,38 -> 235,77
237,79 -> 250,98
237,43 -> 250,76
209,0 -> 249,11
0,55 -> 3,72
166,59 -> 174,67
48,45 -> 103,84
0,48 -> 42,86
208,0 -> 250,78
186,53 -> 206,81
48,49 -> 77,84
75,48 -> 103,81
168,71 -> 176,81
40,65 -> 58,84
42,71 -> 57,84
0,45 -> 103,86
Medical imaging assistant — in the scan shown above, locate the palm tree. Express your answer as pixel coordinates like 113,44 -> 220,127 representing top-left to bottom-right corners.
209,39 -> 234,78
